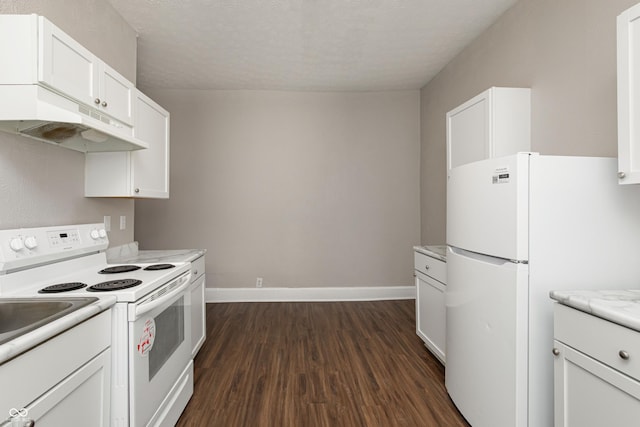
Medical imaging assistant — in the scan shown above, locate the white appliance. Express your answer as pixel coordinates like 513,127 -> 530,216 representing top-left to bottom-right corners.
445,153 -> 640,427
0,223 -> 194,427
0,85 -> 150,152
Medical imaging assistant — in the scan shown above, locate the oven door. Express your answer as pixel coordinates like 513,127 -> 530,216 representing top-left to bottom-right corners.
128,272 -> 192,427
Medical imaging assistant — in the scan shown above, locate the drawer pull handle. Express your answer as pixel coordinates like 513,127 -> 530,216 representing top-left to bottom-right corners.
552,348 -> 560,356
425,265 -> 430,270
619,350 -> 630,360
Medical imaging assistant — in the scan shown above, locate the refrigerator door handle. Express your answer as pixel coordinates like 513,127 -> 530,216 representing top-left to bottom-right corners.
448,245 -> 527,265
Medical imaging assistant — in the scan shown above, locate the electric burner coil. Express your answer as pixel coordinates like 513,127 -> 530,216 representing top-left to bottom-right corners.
38,282 -> 87,293
87,279 -> 143,292
143,264 -> 175,271
99,265 -> 141,274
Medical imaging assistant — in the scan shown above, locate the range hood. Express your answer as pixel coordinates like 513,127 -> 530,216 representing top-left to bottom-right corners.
0,85 -> 148,152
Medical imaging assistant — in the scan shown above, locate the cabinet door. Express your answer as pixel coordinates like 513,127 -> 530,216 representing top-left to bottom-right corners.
446,87 -> 530,173
85,91 -> 170,198
38,17 -> 99,107
554,341 -> 640,426
11,349 -> 111,427
190,274 -> 206,358
132,91 -> 170,198
617,3 -> 640,184
415,273 -> 446,363
447,93 -> 489,170
98,62 -> 134,125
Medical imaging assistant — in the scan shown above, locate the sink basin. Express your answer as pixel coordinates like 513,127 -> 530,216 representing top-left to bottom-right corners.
0,297 -> 98,346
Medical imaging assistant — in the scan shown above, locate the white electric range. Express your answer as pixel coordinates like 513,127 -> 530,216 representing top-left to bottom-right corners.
0,223 -> 194,427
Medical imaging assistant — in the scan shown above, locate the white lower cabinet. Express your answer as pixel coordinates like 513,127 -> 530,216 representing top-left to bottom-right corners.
414,250 -> 446,364
0,309 -> 111,426
24,349 -> 111,426
189,256 -> 206,358
553,303 -> 640,426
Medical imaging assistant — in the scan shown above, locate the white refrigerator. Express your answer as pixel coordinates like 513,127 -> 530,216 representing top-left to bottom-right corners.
445,152 -> 640,427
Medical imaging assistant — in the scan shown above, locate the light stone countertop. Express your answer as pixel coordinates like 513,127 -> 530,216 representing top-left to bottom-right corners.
0,296 -> 116,365
413,245 -> 447,262
549,290 -> 640,332
107,242 -> 206,264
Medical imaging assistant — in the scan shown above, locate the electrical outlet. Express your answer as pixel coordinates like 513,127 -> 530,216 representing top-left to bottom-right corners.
256,277 -> 263,288
104,216 -> 111,232
120,215 -> 126,230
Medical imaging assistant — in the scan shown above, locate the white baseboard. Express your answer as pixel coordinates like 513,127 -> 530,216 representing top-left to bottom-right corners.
206,286 -> 416,303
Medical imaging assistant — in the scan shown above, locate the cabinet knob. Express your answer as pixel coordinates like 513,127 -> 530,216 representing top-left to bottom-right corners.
618,171 -> 627,179
425,265 -> 430,270
101,101 -> 108,107
552,348 -> 560,356
619,350 -> 630,360
134,188 -> 140,193
94,98 -> 101,105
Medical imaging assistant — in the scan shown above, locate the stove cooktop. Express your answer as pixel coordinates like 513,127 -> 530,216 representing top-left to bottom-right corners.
2,255 -> 189,303
37,264 -> 181,293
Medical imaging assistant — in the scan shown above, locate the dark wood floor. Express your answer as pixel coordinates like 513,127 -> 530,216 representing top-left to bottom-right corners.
177,300 -> 469,427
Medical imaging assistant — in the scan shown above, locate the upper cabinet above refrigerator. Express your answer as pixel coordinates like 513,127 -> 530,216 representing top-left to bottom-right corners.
446,87 -> 531,175
617,3 -> 640,184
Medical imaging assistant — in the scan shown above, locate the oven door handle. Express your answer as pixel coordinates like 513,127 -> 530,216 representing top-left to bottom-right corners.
132,272 -> 192,320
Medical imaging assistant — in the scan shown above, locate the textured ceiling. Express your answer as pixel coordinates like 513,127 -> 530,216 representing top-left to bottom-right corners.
107,0 -> 518,91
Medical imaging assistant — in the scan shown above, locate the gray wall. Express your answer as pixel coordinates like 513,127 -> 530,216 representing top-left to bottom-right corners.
420,0 -> 639,244
0,0 -> 137,245
135,90 -> 421,288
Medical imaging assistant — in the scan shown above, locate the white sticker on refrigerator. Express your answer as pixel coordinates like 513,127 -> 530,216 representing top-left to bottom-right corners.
492,167 -> 510,184
137,318 -> 156,356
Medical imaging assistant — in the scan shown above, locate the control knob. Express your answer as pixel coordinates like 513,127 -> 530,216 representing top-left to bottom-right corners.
9,237 -> 24,251
98,229 -> 107,238
90,229 -> 100,240
24,236 -> 38,250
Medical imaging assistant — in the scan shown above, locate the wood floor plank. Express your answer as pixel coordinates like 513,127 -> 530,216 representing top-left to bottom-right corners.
177,300 -> 469,426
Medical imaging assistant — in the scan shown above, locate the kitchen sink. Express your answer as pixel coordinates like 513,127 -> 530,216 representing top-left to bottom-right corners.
0,297 -> 98,346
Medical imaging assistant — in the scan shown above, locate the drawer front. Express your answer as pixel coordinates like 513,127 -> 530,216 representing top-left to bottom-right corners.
414,251 -> 446,284
190,255 -> 205,281
554,303 -> 640,380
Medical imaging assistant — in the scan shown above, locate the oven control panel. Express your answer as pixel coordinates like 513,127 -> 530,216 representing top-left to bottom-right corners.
0,223 -> 108,272
47,229 -> 82,248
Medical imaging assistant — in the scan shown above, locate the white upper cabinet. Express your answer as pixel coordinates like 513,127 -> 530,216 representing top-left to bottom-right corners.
0,15 -> 135,126
39,17 -> 134,125
97,62 -> 134,125
131,90 -> 170,197
447,87 -> 530,174
38,17 -> 98,108
85,90 -> 170,198
617,3 -> 640,184
0,14 -> 133,126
